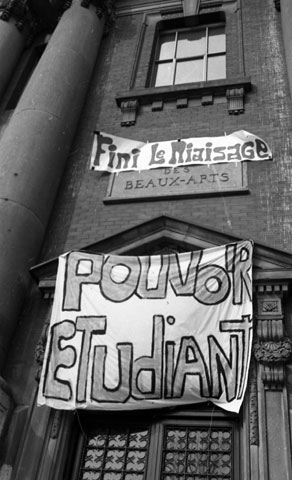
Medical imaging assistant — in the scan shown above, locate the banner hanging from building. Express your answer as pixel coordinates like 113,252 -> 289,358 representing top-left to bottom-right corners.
90,130 -> 272,173
38,241 -> 253,413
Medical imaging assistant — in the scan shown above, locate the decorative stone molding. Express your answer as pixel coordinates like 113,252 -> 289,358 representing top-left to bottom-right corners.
226,87 -> 245,114
254,282 -> 288,294
202,94 -> 213,105
176,97 -> 188,108
256,316 -> 283,341
253,338 -> 292,365
152,100 -> 163,111
248,358 -> 259,446
50,409 -> 62,439
120,99 -> 139,126
261,364 -> 285,390
116,77 -> 252,125
0,0 -> 39,38
274,0 -> 280,11
254,284 -> 291,390
35,323 -> 49,381
0,0 -> 26,23
61,0 -> 72,12
61,0 -> 115,27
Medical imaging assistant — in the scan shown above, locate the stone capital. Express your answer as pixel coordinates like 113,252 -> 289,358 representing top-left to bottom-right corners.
61,0 -> 115,28
0,0 -> 40,38
253,337 -> 292,365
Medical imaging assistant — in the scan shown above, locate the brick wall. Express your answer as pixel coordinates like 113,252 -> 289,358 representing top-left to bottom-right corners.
41,0 -> 292,261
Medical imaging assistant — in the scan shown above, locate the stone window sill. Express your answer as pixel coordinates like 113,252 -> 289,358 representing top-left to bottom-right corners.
116,76 -> 252,126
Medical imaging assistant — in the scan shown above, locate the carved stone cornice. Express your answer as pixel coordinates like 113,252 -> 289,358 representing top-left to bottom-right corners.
0,0 -> 40,38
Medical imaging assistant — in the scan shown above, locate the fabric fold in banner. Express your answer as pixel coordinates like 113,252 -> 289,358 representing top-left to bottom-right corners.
90,130 -> 272,172
38,241 -> 253,413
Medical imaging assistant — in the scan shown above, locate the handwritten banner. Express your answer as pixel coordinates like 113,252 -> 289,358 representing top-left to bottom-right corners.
90,130 -> 272,173
38,241 -> 253,413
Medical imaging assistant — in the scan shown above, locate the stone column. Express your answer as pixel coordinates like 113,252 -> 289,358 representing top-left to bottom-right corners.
0,0 -> 37,101
279,0 -> 292,101
0,0 -> 114,371
253,284 -> 292,480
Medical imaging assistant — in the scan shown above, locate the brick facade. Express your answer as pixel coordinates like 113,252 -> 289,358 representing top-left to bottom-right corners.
1,1 -> 292,479
41,0 -> 292,261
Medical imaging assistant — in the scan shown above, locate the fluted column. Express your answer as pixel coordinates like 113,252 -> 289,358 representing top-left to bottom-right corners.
0,0 -> 113,371
280,0 -> 292,101
0,0 -> 37,101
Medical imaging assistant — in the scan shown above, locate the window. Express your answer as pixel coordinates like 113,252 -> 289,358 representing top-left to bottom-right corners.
116,11 -> 252,123
153,26 -> 226,87
73,410 -> 239,480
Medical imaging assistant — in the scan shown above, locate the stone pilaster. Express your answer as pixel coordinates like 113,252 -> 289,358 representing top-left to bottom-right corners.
0,0 -> 113,372
253,282 -> 292,480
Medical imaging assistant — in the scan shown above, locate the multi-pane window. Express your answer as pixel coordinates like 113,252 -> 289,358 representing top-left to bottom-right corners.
153,26 -> 226,87
79,424 -> 150,480
161,425 -> 233,480
76,416 -> 237,480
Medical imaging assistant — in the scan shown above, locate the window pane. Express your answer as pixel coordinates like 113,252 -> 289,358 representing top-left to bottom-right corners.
175,59 -> 203,84
155,62 -> 173,86
158,34 -> 176,60
207,55 -> 226,80
208,27 -> 226,54
177,30 -> 205,58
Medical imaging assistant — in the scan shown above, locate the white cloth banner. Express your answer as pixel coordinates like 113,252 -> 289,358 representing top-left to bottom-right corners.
90,130 -> 272,173
38,241 -> 253,413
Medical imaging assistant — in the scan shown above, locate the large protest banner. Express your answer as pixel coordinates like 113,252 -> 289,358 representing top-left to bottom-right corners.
90,130 -> 272,173
38,241 -> 253,413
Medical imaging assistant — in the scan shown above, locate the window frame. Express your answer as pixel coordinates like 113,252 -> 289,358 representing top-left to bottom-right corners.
152,23 -> 226,88
116,10 -> 252,122
152,415 -> 239,480
68,407 -> 240,480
